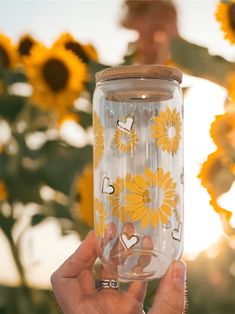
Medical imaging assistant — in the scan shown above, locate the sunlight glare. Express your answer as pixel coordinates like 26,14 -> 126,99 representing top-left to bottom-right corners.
183,77 -> 226,259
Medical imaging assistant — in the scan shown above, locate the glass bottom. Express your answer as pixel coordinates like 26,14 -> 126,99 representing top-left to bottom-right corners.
102,249 -> 173,281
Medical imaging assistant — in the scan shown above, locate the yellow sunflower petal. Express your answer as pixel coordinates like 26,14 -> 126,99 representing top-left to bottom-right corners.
126,203 -> 146,212
159,211 -> 169,224
140,212 -> 151,228
164,198 -> 176,207
144,168 -> 155,186
161,204 -> 173,216
126,193 -> 144,204
215,1 -> 235,45
131,208 -> 146,221
126,182 -> 142,194
133,175 -> 148,191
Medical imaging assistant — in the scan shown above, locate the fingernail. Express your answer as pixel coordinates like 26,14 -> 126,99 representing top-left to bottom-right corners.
172,260 -> 186,289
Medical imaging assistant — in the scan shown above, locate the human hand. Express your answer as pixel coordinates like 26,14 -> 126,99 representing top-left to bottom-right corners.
51,231 -> 186,314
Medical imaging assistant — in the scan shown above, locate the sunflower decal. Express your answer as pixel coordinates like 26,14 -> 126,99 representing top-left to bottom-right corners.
215,0 -> 235,44
126,168 -> 177,228
113,129 -> 138,153
0,33 -> 17,69
93,111 -> 104,169
53,32 -> 98,63
26,45 -> 87,115
109,173 -> 133,223
151,106 -> 181,155
94,197 -> 107,237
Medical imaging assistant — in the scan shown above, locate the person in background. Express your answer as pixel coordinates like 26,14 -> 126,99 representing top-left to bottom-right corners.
121,0 -> 178,65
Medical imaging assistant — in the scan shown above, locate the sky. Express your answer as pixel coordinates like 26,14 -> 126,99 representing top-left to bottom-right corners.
0,0 -> 234,64
0,0 -> 234,287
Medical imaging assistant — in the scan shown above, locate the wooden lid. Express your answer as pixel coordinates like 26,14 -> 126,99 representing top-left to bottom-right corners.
96,65 -> 182,84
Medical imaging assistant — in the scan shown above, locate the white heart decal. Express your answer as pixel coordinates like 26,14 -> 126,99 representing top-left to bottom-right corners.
102,177 -> 115,194
120,233 -> 139,251
172,222 -> 182,242
117,116 -> 134,133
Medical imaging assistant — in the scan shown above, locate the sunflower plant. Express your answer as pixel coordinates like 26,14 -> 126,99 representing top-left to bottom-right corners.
0,32 -> 107,314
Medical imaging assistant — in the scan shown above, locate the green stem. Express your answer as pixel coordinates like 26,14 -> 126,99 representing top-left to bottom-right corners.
3,229 -> 35,313
6,231 -> 27,286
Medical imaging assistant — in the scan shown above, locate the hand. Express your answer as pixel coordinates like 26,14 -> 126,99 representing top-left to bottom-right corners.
51,231 -> 186,314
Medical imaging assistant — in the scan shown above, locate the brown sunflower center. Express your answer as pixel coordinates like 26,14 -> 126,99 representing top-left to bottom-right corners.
229,3 -> 235,30
0,46 -> 10,68
42,58 -> 69,92
18,38 -> 34,56
65,41 -> 88,63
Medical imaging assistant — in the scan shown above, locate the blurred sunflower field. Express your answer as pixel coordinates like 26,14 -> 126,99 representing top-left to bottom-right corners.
0,30 -> 106,313
1,0 -> 235,313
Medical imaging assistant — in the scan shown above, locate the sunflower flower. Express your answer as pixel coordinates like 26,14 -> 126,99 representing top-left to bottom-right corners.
73,165 -> 93,228
151,106 -> 181,155
53,32 -> 98,63
93,111 -> 104,169
126,168 -> 177,228
215,0 -> 235,44
210,111 -> 235,158
0,180 -> 8,201
17,34 -> 39,61
94,197 -> 107,237
227,73 -> 235,102
26,45 -> 87,115
198,149 -> 233,220
109,173 -> 133,223
113,129 -> 138,153
0,33 -> 17,69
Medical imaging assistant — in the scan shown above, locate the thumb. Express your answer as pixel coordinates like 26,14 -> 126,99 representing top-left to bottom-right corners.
149,260 -> 186,314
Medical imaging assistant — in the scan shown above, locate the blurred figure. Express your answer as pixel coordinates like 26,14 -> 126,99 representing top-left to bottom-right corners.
121,0 -> 178,64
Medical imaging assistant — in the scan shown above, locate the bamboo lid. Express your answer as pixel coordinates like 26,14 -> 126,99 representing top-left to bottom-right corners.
96,65 -> 182,84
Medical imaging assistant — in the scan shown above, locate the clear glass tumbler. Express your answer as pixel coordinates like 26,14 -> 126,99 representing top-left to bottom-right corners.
93,65 -> 183,281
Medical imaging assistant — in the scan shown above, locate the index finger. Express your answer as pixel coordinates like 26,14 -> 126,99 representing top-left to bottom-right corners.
57,230 -> 97,278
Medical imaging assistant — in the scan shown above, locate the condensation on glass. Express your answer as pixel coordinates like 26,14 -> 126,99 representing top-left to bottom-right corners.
93,65 -> 183,281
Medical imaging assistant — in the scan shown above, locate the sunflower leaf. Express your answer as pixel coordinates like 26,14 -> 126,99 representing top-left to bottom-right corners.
31,214 -> 46,226
40,141 -> 93,194
170,37 -> 235,87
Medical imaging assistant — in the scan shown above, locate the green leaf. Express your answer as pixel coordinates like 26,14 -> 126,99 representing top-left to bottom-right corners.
40,141 -> 93,194
46,201 -> 72,220
0,95 -> 26,122
0,67 -> 28,122
31,214 -> 46,226
0,214 -> 16,234
170,37 -> 234,87
77,111 -> 92,129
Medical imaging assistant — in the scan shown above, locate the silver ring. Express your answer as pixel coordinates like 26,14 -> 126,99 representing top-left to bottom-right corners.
96,279 -> 119,291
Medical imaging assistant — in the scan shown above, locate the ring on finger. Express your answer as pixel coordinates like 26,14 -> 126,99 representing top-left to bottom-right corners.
96,279 -> 119,291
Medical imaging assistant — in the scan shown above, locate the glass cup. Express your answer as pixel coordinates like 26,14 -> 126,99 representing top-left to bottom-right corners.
93,65 -> 183,281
